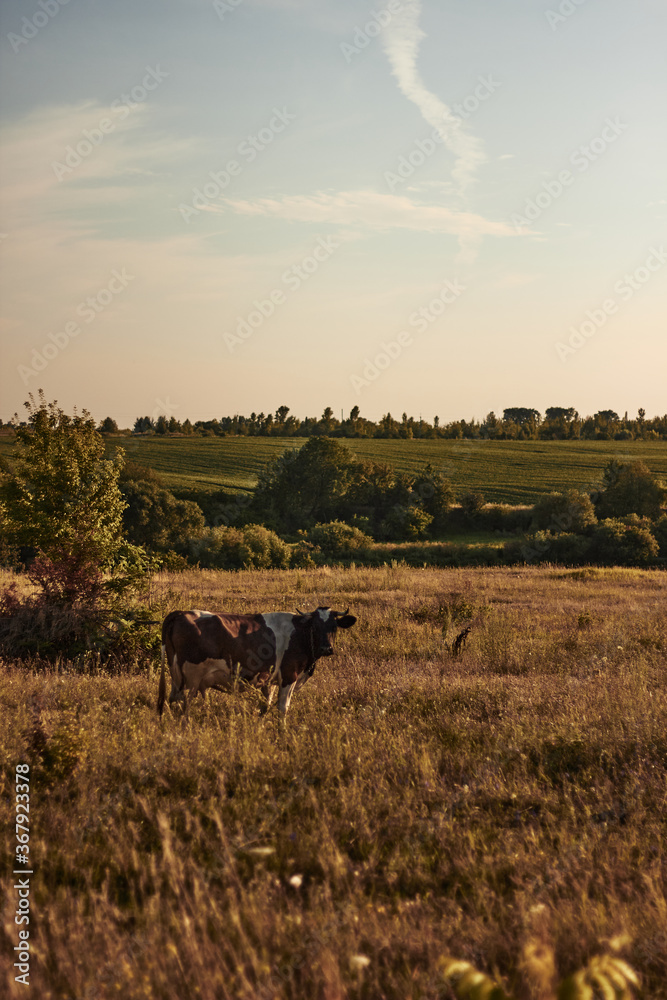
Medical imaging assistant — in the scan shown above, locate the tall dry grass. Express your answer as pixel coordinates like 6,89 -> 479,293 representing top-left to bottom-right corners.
1,564 -> 666,999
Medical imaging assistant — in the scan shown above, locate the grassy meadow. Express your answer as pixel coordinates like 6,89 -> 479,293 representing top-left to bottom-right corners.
2,433 -> 665,505
1,564 -> 666,999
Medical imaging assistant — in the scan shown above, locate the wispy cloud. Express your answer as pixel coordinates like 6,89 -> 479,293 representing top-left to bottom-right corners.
216,189 -> 514,238
380,0 -> 486,195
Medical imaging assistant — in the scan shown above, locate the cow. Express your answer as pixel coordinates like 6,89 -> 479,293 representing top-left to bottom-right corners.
157,606 -> 356,720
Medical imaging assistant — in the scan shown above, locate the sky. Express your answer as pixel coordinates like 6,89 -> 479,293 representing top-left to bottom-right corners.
0,0 -> 665,427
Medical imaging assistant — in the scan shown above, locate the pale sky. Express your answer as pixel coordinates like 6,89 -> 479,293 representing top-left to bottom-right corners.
1,0 -> 665,426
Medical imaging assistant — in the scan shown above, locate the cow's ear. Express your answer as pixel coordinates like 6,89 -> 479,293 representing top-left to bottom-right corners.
336,615 -> 356,629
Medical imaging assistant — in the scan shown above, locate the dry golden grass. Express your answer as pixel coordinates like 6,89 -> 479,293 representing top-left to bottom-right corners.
1,564 -> 666,999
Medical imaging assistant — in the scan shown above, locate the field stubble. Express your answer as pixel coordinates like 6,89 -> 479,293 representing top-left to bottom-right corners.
1,564 -> 666,999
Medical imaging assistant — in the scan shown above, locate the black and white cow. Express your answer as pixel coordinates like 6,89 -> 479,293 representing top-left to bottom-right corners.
157,606 -> 356,719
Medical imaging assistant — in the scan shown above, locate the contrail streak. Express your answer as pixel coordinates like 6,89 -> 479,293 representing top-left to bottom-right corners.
381,0 -> 486,195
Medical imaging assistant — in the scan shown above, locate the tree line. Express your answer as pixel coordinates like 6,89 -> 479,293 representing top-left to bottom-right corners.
104,406 -> 667,440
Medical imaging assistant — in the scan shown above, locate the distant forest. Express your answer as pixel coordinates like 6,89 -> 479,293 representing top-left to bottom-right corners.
116,406 -> 665,440
3,405 -> 665,441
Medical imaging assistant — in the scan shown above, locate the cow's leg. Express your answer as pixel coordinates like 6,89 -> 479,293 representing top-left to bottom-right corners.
169,683 -> 186,713
183,681 -> 202,719
259,683 -> 277,715
277,680 -> 297,720
165,654 -> 186,715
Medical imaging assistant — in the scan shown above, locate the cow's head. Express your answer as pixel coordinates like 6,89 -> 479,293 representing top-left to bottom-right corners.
293,606 -> 356,659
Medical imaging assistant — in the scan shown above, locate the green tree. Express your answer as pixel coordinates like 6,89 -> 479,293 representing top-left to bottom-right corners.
460,490 -> 486,520
381,504 -> 433,540
413,463 -> 454,529
589,517 -> 659,566
595,460 -> 665,520
99,416 -> 119,434
503,407 -> 541,429
121,480 -> 205,552
532,490 -> 597,533
252,437 -> 356,531
1,393 -> 126,568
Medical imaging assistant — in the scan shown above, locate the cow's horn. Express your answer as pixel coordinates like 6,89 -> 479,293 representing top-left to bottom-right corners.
334,607 -> 349,617
295,607 -> 307,616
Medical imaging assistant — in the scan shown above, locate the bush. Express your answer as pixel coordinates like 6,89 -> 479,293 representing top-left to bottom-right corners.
531,490 -> 596,533
380,505 -> 433,541
412,464 -> 454,528
300,521 -> 372,557
588,518 -> 659,566
0,542 -> 158,660
174,488 -> 253,529
515,530 -> 592,565
460,490 -> 486,520
1,392 -> 126,569
0,395 -> 157,661
242,524 -> 291,569
478,505 -> 533,534
652,514 -> 667,557
184,524 -> 290,570
289,540 -> 319,568
595,459 -> 666,519
121,479 -> 205,551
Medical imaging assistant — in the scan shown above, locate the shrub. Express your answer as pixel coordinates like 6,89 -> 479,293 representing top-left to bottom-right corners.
460,490 -> 486,520
184,524 -> 290,570
289,539 -> 319,568
1,392 -> 126,569
479,505 -> 533,534
121,479 -> 205,551
589,518 -> 659,566
380,504 -> 433,541
412,464 -> 454,528
0,395 -> 156,661
547,531 -> 592,564
0,541 -> 157,660
348,514 -> 372,534
531,489 -> 596,533
516,530 -> 592,565
300,521 -> 372,557
595,459 -> 666,519
652,514 -> 667,557
241,524 -> 291,569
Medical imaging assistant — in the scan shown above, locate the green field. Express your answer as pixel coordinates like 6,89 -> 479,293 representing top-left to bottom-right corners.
1,434 -> 666,504
115,437 -> 666,504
